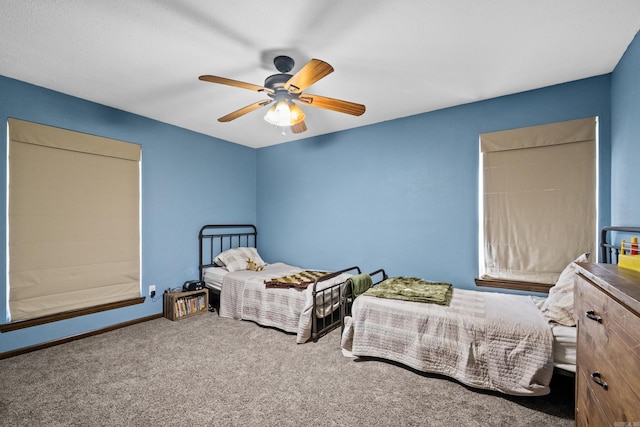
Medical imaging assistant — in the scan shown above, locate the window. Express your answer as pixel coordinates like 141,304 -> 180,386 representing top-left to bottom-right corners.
5,118 -> 141,324
478,117 -> 597,288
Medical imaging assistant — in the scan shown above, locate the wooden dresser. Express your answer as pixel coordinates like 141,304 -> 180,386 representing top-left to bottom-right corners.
574,262 -> 640,426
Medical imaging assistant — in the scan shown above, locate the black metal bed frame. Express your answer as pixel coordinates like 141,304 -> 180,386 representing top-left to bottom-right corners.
198,224 -> 362,342
340,268 -> 388,332
311,265 -> 362,341
198,224 -> 258,284
599,226 -> 640,264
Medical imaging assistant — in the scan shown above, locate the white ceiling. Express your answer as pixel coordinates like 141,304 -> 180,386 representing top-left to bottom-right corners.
2,1 -> 640,149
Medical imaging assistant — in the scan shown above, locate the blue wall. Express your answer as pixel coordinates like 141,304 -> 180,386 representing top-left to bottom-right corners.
257,76 -> 612,285
5,26 -> 640,354
611,31 -> 640,225
0,76 -> 257,353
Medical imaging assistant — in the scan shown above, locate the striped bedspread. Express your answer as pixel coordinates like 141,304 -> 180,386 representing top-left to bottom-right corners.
219,263 -> 350,343
341,288 -> 554,396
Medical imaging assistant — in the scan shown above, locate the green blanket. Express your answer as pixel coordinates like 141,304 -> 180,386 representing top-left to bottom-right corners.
363,276 -> 453,305
347,273 -> 373,297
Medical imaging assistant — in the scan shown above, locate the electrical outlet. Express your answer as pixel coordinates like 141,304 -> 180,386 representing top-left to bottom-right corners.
149,285 -> 156,297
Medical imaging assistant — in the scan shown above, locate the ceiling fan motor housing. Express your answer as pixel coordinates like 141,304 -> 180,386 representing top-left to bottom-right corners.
264,73 -> 292,89
264,74 -> 295,101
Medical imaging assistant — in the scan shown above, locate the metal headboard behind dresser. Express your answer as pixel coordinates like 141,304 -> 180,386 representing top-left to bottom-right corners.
600,226 -> 640,264
198,224 -> 257,283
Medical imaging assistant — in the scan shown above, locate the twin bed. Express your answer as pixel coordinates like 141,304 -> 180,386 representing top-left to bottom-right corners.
199,224 -> 360,343
341,276 -> 572,396
340,227 -> 637,397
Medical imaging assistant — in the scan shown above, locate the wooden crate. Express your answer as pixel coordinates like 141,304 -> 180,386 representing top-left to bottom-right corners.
163,289 -> 209,321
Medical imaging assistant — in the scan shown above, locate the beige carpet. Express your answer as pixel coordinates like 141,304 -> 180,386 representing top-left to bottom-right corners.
0,313 -> 574,426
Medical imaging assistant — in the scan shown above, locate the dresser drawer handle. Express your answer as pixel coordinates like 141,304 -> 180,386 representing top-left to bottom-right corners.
586,310 -> 603,323
591,372 -> 608,390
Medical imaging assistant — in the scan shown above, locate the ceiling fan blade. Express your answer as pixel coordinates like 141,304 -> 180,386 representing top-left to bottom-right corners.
218,100 -> 272,122
284,59 -> 334,93
199,75 -> 274,95
298,94 -> 365,116
291,121 -> 307,134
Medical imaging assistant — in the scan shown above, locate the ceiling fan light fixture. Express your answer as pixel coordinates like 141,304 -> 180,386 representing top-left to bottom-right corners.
263,100 -> 289,126
264,100 -> 305,127
289,102 -> 305,125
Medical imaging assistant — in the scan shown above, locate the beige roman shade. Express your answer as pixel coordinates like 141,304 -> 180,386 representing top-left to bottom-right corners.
7,118 -> 141,322
480,117 -> 597,284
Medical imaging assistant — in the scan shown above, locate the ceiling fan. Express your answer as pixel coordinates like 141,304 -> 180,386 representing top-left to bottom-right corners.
199,55 -> 365,134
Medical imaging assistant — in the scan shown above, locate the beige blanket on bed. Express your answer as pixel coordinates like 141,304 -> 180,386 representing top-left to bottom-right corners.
341,289 -> 554,396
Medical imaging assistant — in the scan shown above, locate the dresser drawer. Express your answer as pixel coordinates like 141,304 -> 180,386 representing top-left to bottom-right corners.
576,369 -> 610,427
575,274 -> 640,424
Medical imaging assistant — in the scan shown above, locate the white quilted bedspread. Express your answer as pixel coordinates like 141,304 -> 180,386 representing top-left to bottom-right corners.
341,288 -> 554,396
219,263 -> 349,343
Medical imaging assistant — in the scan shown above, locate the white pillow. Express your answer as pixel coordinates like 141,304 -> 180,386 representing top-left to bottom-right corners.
214,247 -> 266,272
540,252 -> 589,326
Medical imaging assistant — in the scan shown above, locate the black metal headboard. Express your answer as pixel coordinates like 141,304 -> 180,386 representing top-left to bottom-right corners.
199,224 -> 257,282
600,226 -> 640,264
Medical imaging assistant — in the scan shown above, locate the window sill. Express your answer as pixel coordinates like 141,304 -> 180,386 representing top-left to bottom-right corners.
474,278 -> 553,294
0,297 -> 145,333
